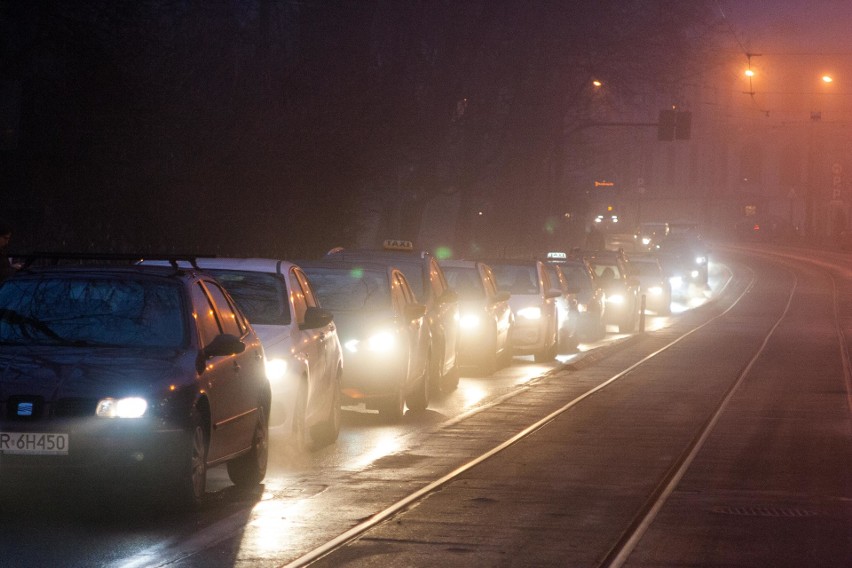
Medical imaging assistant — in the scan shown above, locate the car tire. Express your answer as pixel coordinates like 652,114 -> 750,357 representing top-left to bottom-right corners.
377,382 -> 405,422
227,404 -> 269,488
405,366 -> 430,412
534,336 -> 557,362
478,338 -> 498,376
291,381 -> 311,451
442,359 -> 460,392
170,406 -> 208,508
311,371 -> 342,447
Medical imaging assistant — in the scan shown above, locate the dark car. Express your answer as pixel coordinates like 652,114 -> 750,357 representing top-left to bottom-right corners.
627,253 -> 672,315
0,254 -> 270,507
439,259 -> 514,375
299,260 -> 430,421
324,241 -> 459,393
581,249 -> 641,333
656,233 -> 709,287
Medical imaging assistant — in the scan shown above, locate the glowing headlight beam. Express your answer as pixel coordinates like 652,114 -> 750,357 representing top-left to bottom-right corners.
96,397 -> 148,418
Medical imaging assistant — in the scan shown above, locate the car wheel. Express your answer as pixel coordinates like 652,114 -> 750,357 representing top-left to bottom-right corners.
478,341 -> 498,377
227,404 -> 269,488
533,337 -> 556,362
441,359 -> 460,392
291,381 -> 311,451
170,406 -> 207,508
377,382 -> 405,422
405,365 -> 430,412
310,371 -> 342,447
497,339 -> 514,368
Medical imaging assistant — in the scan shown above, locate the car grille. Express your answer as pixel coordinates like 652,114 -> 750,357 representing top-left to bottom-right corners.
4,397 -> 98,421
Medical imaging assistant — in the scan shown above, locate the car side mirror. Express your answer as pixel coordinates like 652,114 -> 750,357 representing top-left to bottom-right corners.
300,306 -> 334,330
404,303 -> 427,320
204,333 -> 246,358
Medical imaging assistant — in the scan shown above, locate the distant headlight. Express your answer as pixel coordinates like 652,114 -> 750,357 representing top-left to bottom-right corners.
641,237 -> 652,246
647,286 -> 663,296
577,303 -> 588,313
96,397 -> 147,419
690,269 -> 700,279
345,331 -> 396,353
694,256 -> 707,265
460,313 -> 482,329
265,358 -> 288,382
607,294 -> 625,305
669,276 -> 684,289
517,306 -> 542,320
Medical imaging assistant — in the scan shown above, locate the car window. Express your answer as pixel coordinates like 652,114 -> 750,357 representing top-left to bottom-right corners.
430,260 -> 447,299
203,281 -> 243,337
590,261 -> 622,279
294,268 -> 319,308
490,264 -> 540,295
203,269 -> 291,326
289,271 -> 308,324
392,261 -> 424,302
544,266 -> 561,291
0,276 -> 186,348
301,266 -> 391,311
442,267 -> 485,300
561,265 -> 592,293
481,266 -> 498,296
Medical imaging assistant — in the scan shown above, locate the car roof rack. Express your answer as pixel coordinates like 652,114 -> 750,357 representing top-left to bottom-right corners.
19,252 -> 210,270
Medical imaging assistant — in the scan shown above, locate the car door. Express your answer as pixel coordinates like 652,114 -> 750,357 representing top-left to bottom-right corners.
191,280 -> 257,461
393,269 -> 427,386
288,267 -> 328,427
481,264 -> 511,350
429,258 -> 458,374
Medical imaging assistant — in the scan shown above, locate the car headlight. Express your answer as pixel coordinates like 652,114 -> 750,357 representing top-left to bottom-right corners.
577,303 -> 588,313
346,331 -> 396,353
690,269 -> 700,279
607,294 -> 625,305
265,358 -> 288,382
641,237 -> 651,246
647,286 -> 663,296
669,276 -> 684,289
459,313 -> 481,329
694,256 -> 707,265
96,397 -> 148,418
517,306 -> 542,320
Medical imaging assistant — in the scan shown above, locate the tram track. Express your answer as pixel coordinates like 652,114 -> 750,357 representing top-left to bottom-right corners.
281,256 -> 781,567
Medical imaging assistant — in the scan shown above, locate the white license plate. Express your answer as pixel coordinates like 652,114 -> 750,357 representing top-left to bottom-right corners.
0,432 -> 69,455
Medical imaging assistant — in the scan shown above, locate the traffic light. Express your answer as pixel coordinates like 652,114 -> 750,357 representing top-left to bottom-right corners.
657,110 -> 691,141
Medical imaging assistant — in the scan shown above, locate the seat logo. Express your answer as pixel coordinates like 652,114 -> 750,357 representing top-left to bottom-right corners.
17,402 -> 34,417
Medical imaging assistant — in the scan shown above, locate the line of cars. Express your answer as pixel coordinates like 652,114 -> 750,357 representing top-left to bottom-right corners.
0,237 -> 705,505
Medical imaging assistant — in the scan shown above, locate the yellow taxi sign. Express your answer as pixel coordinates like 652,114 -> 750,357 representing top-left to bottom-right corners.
383,239 -> 414,251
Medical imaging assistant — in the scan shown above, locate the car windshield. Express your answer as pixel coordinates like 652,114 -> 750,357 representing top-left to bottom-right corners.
489,264 -> 539,295
0,276 -> 186,348
443,267 -> 485,300
203,269 -> 290,325
560,265 -> 593,292
631,261 -> 661,276
589,261 -> 622,280
301,267 -> 391,311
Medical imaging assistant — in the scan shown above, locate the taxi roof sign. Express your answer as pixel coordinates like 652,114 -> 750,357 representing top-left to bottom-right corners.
383,239 -> 414,251
546,251 -> 567,260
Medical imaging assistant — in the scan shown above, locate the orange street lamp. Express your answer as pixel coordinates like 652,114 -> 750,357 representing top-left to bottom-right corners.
822,75 -> 833,83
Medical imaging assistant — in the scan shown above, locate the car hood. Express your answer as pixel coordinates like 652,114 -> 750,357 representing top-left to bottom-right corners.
325,310 -> 396,340
0,345 -> 191,400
